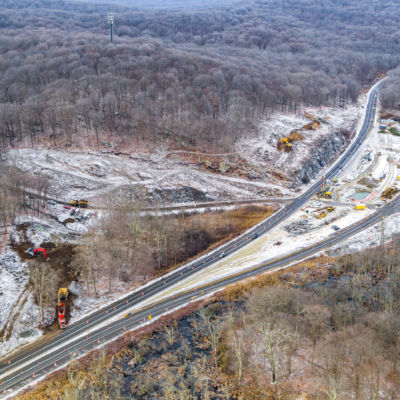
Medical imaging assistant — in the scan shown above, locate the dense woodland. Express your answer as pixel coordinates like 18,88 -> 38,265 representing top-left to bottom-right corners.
1,0 -> 400,151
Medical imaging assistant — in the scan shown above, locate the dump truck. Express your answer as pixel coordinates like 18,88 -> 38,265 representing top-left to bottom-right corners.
70,199 -> 89,208
354,204 -> 366,210
57,288 -> 68,329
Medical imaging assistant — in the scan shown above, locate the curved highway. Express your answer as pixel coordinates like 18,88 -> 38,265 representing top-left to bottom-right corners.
0,80 -> 385,397
1,194 -> 398,397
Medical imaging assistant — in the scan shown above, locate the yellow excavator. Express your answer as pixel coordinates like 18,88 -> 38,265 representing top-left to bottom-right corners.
280,137 -> 293,148
316,187 -> 332,199
279,137 -> 293,152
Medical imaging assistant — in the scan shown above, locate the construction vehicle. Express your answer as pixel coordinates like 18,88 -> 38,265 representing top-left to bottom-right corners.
27,248 -> 48,258
381,186 -> 399,199
57,288 -> 68,329
354,204 -> 366,210
70,199 -> 89,208
312,206 -> 335,218
316,187 -> 332,199
316,211 -> 327,219
279,137 -> 293,151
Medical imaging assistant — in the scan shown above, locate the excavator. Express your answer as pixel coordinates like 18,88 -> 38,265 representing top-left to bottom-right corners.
57,288 -> 68,329
279,137 -> 293,152
280,137 -> 293,149
27,248 -> 48,258
316,187 -> 332,199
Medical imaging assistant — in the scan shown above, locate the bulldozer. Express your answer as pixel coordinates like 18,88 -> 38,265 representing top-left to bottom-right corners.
57,288 -> 69,329
70,199 -> 89,208
313,206 -> 335,219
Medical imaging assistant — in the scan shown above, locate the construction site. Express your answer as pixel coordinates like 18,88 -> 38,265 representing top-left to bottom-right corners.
1,82 -> 400,364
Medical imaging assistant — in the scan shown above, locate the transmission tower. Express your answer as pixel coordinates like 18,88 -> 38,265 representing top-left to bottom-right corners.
107,12 -> 115,43
381,216 -> 385,248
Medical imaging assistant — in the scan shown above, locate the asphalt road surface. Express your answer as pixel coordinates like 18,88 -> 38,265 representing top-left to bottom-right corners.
0,80 -> 386,397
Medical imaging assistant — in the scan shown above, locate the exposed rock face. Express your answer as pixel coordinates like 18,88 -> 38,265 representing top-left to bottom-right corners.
149,186 -> 214,204
293,131 -> 348,185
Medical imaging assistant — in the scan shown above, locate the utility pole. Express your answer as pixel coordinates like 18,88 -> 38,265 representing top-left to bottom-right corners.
107,12 -> 115,44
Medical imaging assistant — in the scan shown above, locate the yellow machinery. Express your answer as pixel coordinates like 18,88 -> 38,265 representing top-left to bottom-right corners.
316,211 -> 327,219
58,288 -> 68,302
280,137 -> 293,149
316,189 -> 332,199
354,204 -> 366,210
381,186 -> 398,199
314,206 -> 335,219
70,199 -> 89,208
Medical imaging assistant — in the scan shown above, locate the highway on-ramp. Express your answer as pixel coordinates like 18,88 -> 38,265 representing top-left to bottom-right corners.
0,79 -> 386,397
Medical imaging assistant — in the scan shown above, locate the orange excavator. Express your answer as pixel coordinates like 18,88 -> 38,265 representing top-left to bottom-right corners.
57,288 -> 68,329
27,248 -> 48,258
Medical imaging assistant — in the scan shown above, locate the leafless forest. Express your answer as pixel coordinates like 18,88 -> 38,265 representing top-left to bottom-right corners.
1,0 -> 400,151
18,245 -> 400,400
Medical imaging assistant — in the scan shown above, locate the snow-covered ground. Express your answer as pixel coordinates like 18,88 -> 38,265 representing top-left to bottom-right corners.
238,101 -> 363,182
2,82 -> 399,359
333,100 -> 400,205
0,95 -> 363,208
119,203 -> 378,310
0,208 -> 94,358
0,249 -> 41,358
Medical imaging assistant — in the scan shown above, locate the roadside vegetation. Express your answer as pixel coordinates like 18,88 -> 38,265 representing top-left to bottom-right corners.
73,204 -> 274,296
17,242 -> 400,399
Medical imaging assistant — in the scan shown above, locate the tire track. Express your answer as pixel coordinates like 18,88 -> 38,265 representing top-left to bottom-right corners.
0,288 -> 30,343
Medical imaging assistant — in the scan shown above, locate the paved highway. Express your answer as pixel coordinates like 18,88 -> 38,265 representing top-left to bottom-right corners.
1,193 -> 398,397
0,80 -> 385,396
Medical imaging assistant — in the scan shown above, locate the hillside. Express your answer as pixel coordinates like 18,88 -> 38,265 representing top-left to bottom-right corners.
1,0 -> 400,154
2,0 -> 400,398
